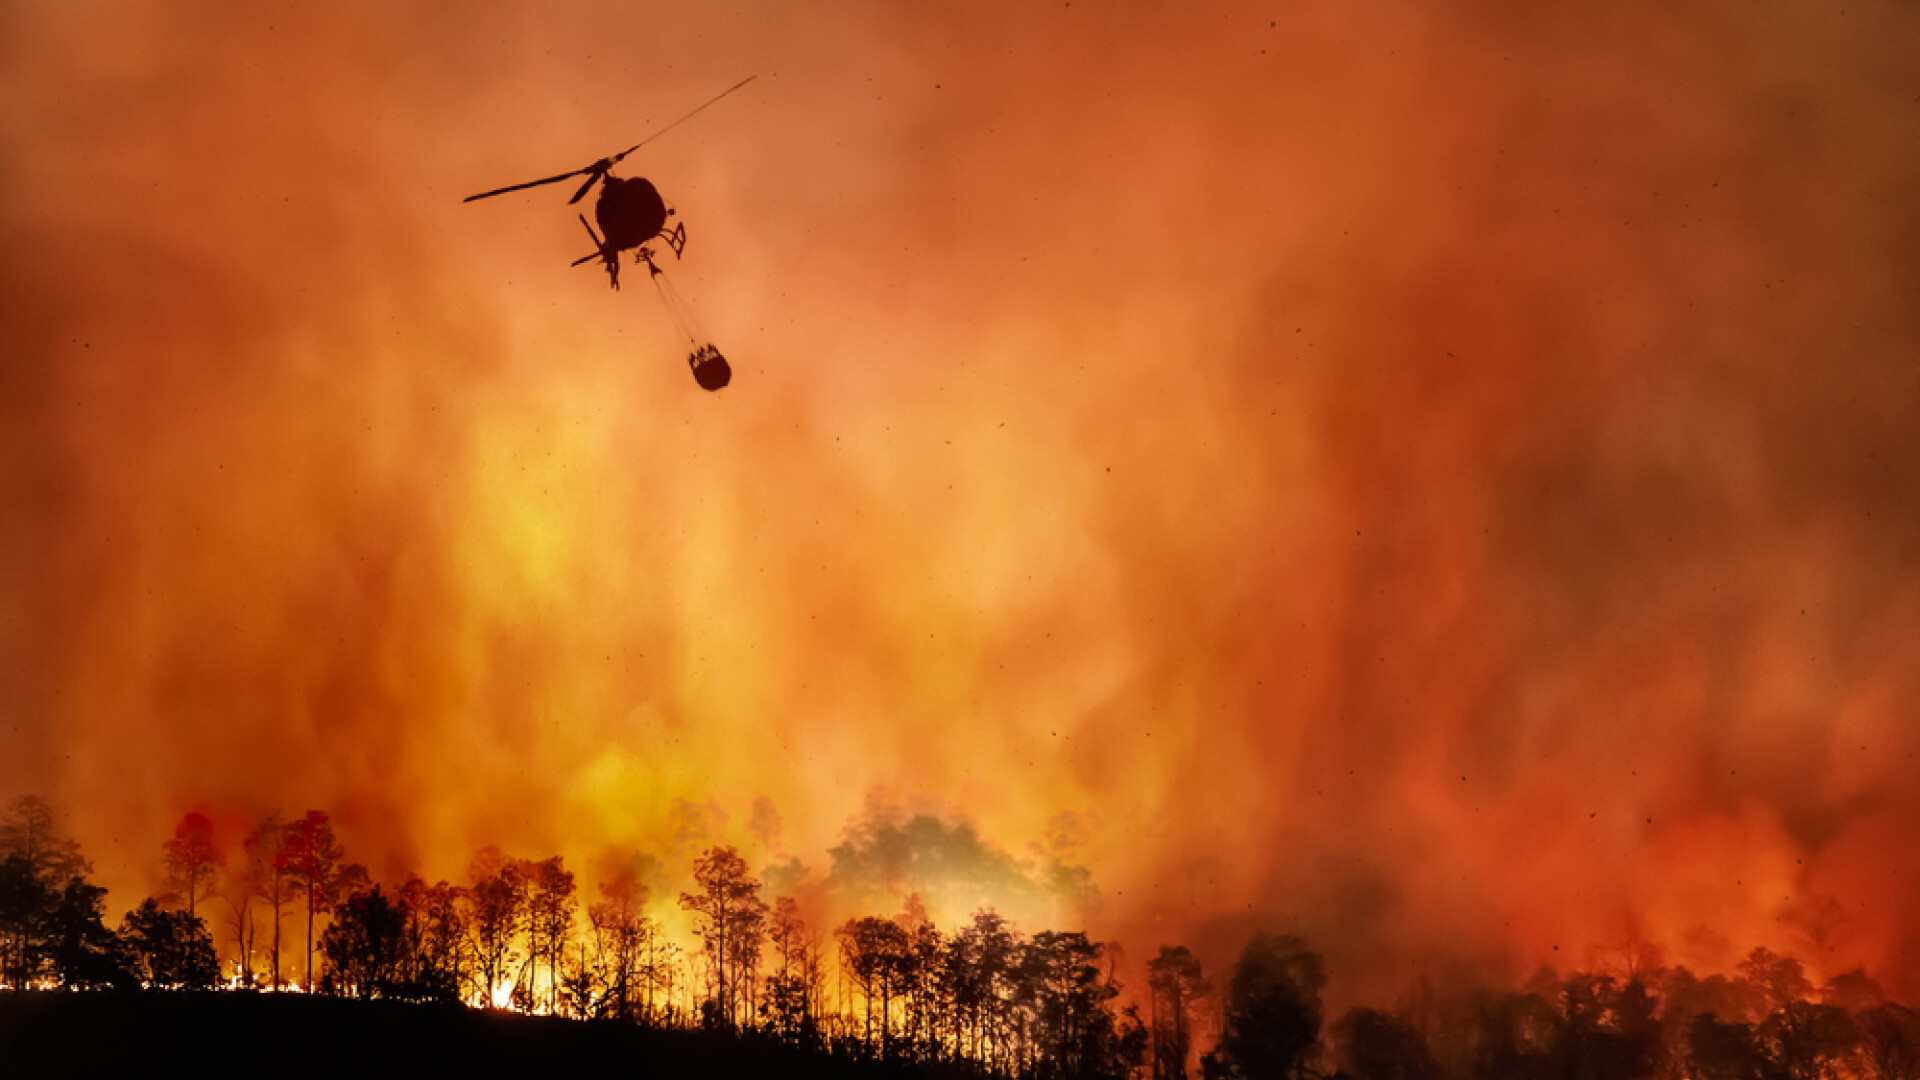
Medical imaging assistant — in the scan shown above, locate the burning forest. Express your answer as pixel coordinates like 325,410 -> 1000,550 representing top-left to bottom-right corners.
4,0 -> 1920,1075
4,792 -> 1919,1080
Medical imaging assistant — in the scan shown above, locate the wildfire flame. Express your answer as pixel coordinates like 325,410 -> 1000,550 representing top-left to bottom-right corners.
1,0 -> 1917,1006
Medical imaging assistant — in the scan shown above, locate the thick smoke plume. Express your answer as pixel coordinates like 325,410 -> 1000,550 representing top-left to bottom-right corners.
3,0 -> 1918,1003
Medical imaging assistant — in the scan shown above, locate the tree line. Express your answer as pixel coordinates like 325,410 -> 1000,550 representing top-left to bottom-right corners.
2,794 -> 1916,1080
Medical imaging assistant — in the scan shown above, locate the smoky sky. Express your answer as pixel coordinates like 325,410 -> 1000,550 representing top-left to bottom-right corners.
3,0 -> 1918,1002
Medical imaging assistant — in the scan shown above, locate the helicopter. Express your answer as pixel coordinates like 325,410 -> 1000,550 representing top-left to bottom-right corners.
462,75 -> 754,290
466,155 -> 678,291
462,77 -> 754,391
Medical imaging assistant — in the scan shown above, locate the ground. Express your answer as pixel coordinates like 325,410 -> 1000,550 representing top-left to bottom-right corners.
0,991 -> 959,1080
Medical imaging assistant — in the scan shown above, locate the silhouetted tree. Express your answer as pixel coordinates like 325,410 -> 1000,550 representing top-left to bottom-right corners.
466,846 -> 528,1005
318,885 -> 407,999
1465,985 -> 1558,1080
524,856 -> 576,1013
898,898 -> 945,1059
949,908 -> 1022,1068
243,813 -> 295,988
0,796 -> 90,884
679,846 -> 767,1030
1549,972 -> 1663,1080
120,897 -> 219,990
762,895 -> 819,1043
724,888 -> 769,1029
1149,945 -> 1210,1080
216,884 -> 253,988
280,810 -> 344,991
161,812 -> 224,923
1334,1006 -> 1442,1080
335,862 -> 371,901
1737,948 -> 1855,1080
1857,1004 -> 1920,1080
1021,930 -> 1127,1080
840,913 -> 912,1054
1655,965 -> 1757,1077
0,796 -> 90,989
395,876 -> 466,1003
1115,1005 -> 1154,1080
1689,1012 -> 1770,1080
46,875 -> 132,990
1665,965 -> 1766,1026
1741,949 -> 1812,1011
1204,934 -> 1325,1080
0,854 -> 51,989
648,938 -> 685,1026
1763,1001 -> 1856,1080
1825,968 -> 1886,1013
586,866 -> 652,1022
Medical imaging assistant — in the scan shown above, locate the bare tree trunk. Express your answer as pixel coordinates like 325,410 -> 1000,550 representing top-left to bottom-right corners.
270,881 -> 282,989
228,896 -> 252,986
304,894 -> 314,990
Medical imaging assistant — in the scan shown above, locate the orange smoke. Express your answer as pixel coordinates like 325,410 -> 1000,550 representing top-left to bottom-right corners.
3,0 -> 1918,1003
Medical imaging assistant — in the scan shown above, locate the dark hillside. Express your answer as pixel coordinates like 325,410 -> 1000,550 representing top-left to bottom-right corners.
0,991 -> 956,1080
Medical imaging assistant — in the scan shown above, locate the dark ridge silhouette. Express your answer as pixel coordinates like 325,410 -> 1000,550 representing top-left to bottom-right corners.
0,991 -> 983,1080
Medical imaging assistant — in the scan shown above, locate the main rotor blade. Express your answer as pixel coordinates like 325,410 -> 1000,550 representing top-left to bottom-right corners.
463,167 -> 589,203
567,170 -> 603,205
607,74 -> 757,165
463,75 -> 754,205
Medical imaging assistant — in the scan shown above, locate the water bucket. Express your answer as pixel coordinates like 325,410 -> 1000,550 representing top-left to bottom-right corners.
688,344 -> 731,391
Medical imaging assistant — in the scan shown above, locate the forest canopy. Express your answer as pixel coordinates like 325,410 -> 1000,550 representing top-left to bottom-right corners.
2,794 -> 1915,1080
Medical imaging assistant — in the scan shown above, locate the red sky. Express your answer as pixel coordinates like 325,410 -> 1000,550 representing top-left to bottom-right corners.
3,0 -> 1918,1001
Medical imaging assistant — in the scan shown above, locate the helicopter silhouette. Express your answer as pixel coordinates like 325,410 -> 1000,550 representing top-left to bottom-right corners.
462,75 -> 754,290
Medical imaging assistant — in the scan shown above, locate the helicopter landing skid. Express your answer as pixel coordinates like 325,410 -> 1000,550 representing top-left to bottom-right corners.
637,222 -> 686,277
